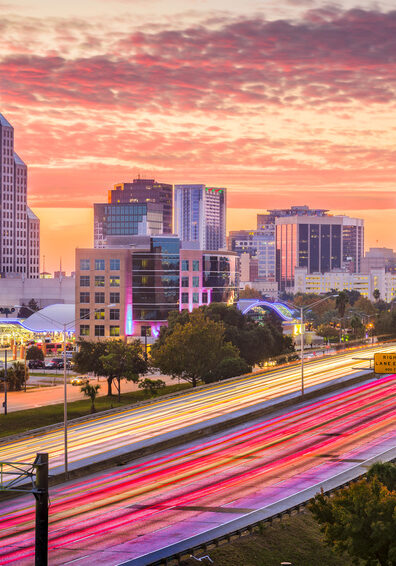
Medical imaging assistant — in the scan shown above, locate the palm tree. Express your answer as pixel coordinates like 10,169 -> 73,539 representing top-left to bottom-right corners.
81,383 -> 100,413
336,291 -> 349,342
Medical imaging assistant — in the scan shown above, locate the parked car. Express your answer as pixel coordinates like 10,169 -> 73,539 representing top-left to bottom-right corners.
71,376 -> 89,386
28,359 -> 45,369
45,358 -> 71,370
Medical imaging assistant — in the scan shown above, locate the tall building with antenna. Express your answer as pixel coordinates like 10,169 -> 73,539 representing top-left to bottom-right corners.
0,113 -> 40,278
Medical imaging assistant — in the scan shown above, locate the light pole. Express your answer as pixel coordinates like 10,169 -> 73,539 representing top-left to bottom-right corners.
283,294 -> 338,395
16,303 -> 114,479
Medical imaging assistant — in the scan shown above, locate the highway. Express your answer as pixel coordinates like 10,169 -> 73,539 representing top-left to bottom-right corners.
0,375 -> 395,565
0,344 -> 394,475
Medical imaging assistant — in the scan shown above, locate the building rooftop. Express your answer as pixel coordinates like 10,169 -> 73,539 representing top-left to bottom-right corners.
13,152 -> 26,166
0,114 -> 12,128
27,207 -> 39,220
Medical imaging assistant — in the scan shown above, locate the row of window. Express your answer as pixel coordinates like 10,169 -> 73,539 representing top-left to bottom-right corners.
181,276 -> 200,288
80,325 -> 120,337
181,291 -> 208,304
181,259 -> 200,271
79,292 -> 120,304
80,259 -> 121,271
80,275 -> 120,287
80,308 -> 120,320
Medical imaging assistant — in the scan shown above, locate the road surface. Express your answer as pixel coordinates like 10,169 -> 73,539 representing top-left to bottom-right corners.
0,344 -> 393,476
0,375 -> 395,565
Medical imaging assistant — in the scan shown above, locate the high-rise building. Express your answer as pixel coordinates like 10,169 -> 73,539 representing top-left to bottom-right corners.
94,178 -> 172,247
109,179 -> 172,234
174,184 -> 226,250
276,212 -> 364,290
0,114 -> 40,278
94,202 -> 163,248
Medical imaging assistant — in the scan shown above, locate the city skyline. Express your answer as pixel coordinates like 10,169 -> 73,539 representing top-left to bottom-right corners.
1,0 -> 395,271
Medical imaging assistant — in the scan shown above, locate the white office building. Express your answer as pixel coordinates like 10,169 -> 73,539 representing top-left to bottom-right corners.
174,184 -> 226,250
0,114 -> 40,278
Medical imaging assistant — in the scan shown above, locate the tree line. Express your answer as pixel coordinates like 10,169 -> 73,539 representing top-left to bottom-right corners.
71,303 -> 294,395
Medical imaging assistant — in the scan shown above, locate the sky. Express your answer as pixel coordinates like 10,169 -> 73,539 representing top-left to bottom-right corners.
1,0 -> 396,272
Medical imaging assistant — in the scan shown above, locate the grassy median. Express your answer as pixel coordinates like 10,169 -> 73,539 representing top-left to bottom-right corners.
182,511 -> 350,566
0,383 -> 189,439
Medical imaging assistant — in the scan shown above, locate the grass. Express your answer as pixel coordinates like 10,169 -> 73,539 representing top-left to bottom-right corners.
181,511 -> 351,566
0,383 -> 190,438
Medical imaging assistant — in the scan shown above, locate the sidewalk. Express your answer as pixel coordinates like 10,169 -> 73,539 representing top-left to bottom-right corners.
2,373 -> 177,413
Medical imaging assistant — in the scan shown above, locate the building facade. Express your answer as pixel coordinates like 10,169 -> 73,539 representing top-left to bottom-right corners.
294,267 -> 396,302
94,202 -> 163,248
109,178 -> 172,234
75,237 -> 238,340
0,114 -> 40,278
276,213 -> 364,290
174,184 -> 227,250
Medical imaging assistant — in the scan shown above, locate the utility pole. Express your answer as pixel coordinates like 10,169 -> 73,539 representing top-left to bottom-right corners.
34,453 -> 49,566
3,348 -> 7,415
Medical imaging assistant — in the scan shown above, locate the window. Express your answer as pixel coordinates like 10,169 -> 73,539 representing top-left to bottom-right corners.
80,308 -> 90,320
110,292 -> 120,303
192,276 -> 199,288
94,325 -> 105,337
94,309 -> 105,320
109,309 -> 120,320
110,259 -> 120,271
80,275 -> 90,287
202,292 -> 208,304
181,276 -> 189,288
181,292 -> 189,304
192,260 -> 199,271
80,259 -> 90,270
193,292 -> 199,304
95,275 -> 105,287
95,292 -> 105,304
95,259 -> 105,270
80,325 -> 89,336
80,292 -> 90,304
110,275 -> 120,287
110,326 -> 120,337
181,259 -> 189,271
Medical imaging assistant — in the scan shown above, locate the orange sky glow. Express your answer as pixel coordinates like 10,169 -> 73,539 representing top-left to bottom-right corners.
1,0 -> 396,273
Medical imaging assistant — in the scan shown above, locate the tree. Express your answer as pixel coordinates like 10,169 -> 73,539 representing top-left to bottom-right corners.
335,290 -> 349,319
0,362 -> 27,391
73,340 -> 108,378
100,339 -> 148,398
17,299 -> 39,318
138,378 -> 165,396
373,288 -> 381,302
158,304 -> 294,368
150,310 -> 247,387
239,286 -> 262,299
26,345 -> 44,361
316,324 -> 339,343
350,315 -> 365,339
80,383 -> 100,413
310,462 -> 396,566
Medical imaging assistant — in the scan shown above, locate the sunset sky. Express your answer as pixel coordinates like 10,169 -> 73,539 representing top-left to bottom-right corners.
1,0 -> 396,273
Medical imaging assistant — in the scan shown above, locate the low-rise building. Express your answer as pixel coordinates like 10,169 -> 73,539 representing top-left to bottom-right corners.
294,267 -> 396,302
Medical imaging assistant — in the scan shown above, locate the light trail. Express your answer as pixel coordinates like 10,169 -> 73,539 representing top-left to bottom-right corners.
0,375 -> 395,565
0,344 -> 392,475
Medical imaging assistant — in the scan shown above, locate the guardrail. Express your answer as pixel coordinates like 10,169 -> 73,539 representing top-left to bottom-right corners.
118,446 -> 396,566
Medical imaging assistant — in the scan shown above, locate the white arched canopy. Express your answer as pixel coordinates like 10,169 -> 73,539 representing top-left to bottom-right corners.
21,304 -> 76,332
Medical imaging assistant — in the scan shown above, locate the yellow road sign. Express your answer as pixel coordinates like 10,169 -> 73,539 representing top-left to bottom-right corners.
374,352 -> 396,373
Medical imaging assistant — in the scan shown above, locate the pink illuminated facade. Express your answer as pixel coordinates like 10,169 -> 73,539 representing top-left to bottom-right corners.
75,238 -> 239,342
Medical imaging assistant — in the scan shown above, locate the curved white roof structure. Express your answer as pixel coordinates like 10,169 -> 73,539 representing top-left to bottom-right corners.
21,304 -> 76,332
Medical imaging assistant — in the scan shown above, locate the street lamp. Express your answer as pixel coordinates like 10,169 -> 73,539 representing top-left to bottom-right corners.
16,303 -> 114,479
283,294 -> 338,395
